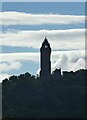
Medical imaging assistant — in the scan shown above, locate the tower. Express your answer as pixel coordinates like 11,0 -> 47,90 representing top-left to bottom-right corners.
40,37 -> 51,77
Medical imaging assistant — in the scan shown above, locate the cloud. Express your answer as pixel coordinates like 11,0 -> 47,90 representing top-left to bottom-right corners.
0,52 -> 39,63
0,52 -> 39,80
0,29 -> 85,50
0,52 -> 39,82
0,73 -> 10,83
0,11 -> 85,26
69,58 -> 85,71
51,50 -> 86,72
52,54 -> 68,71
0,49 -> 86,72
0,60 -> 22,82
52,55 -> 85,72
0,61 -> 22,72
0,50 -> 86,82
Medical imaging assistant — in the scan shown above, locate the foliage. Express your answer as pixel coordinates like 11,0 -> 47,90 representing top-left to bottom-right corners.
2,69 -> 87,119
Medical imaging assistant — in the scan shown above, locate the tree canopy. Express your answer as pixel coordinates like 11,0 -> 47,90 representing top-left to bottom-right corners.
2,69 -> 87,119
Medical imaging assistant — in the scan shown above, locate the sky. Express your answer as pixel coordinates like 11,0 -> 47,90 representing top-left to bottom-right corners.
0,2 -> 86,82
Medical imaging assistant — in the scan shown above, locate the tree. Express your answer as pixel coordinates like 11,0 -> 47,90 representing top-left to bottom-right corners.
2,78 -> 8,84
9,75 -> 18,81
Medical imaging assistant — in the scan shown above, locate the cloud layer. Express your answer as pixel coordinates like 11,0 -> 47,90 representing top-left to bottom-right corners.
51,50 -> 86,72
0,12 -> 85,26
0,50 -> 86,82
0,29 -> 85,50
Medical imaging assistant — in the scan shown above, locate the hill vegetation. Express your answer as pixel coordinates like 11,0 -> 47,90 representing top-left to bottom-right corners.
2,69 -> 87,119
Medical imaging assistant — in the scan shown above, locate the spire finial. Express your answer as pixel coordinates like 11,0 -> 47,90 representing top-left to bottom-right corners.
45,37 -> 47,39
44,37 -> 48,43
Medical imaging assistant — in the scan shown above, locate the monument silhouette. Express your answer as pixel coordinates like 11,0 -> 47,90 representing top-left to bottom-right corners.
40,37 -> 51,77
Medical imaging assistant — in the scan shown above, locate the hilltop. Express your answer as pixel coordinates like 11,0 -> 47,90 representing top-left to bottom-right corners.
2,69 -> 87,119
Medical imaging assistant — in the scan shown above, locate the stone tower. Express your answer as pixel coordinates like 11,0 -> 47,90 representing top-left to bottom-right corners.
40,37 -> 51,77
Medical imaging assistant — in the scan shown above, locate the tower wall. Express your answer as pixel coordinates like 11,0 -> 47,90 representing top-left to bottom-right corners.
40,38 -> 51,78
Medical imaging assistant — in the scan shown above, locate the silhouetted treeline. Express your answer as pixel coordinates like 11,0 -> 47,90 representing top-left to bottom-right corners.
2,69 -> 87,119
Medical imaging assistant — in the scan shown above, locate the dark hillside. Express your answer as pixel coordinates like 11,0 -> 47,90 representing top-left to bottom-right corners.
2,69 -> 87,119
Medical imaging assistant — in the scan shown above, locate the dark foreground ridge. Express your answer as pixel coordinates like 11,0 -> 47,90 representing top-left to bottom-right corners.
2,69 -> 87,119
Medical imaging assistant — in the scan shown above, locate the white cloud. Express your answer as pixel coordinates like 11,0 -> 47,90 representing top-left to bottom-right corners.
0,60 -> 22,82
69,58 -> 85,71
0,50 -> 86,82
0,52 -> 39,63
52,54 -> 68,71
0,52 -> 40,82
0,49 -> 86,74
0,12 -> 85,26
0,61 -> 22,72
51,50 -> 86,72
0,52 -> 39,81
0,73 -> 10,83
0,29 -> 85,50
